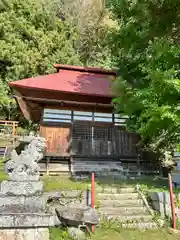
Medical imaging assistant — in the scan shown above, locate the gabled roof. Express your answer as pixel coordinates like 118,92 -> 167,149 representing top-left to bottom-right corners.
9,64 -> 116,97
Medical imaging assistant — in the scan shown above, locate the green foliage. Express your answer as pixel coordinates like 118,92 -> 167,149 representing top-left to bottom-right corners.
0,0 -> 81,79
0,0 -> 81,120
0,0 -> 114,122
55,0 -> 114,68
109,0 -> 180,154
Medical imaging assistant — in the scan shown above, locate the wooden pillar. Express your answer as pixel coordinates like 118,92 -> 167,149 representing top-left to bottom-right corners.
137,155 -> 141,177
46,157 -> 50,175
3,146 -> 7,161
137,164 -> 141,177
92,126 -> 94,154
12,122 -> 16,147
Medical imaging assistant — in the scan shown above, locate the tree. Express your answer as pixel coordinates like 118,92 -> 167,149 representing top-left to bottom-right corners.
0,0 -> 81,120
109,0 -> 180,157
53,0 -> 114,67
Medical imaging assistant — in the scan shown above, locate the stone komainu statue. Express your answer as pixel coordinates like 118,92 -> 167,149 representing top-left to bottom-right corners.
4,136 -> 46,181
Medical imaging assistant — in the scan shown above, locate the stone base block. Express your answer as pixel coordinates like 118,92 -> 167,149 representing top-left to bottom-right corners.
0,228 -> 49,240
0,195 -> 46,212
0,213 -> 54,228
0,181 -> 43,196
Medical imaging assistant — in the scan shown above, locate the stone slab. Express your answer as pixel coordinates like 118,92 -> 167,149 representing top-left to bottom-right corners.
8,174 -> 40,181
148,192 -> 172,218
0,195 -> 46,212
0,181 -> 43,196
0,228 -> 49,240
0,213 -> 54,228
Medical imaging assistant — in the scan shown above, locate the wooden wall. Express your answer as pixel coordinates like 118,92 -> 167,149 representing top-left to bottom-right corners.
70,123 -> 139,157
40,104 -> 133,157
38,105 -> 160,177
40,123 -> 139,158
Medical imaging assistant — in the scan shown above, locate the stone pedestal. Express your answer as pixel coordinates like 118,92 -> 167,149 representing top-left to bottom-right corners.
0,181 -> 54,240
0,136 -> 54,239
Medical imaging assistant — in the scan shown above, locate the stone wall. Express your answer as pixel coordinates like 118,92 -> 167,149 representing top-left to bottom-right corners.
71,160 -> 124,178
71,159 -> 159,179
40,157 -> 160,178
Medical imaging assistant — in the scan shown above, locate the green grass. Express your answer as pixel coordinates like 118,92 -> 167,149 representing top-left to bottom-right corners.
42,175 -> 175,193
0,136 -> 13,147
50,227 -> 71,240
49,217 -> 180,239
91,228 -> 179,240
49,226 -> 179,240
0,158 -> 7,181
42,175 -> 90,191
0,171 -> 8,181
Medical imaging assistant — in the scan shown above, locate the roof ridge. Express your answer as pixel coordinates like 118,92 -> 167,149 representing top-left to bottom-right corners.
53,64 -> 117,76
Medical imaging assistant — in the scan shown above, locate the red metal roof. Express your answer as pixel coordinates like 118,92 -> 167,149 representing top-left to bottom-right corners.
9,66 -> 116,97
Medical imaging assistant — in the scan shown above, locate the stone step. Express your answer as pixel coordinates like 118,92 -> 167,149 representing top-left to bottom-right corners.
99,199 -> 144,207
100,213 -> 153,223
122,222 -> 157,229
99,206 -> 148,215
97,187 -> 135,193
98,193 -> 139,200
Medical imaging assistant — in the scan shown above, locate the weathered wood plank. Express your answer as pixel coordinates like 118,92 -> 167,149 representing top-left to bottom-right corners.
40,126 -> 70,156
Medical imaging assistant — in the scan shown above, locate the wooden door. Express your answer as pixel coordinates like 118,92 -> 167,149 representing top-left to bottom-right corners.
40,126 -> 70,156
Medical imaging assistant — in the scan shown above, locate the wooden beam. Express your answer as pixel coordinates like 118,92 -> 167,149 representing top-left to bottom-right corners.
53,64 -> 117,76
26,101 -> 43,122
13,95 -> 112,108
13,90 -> 32,120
